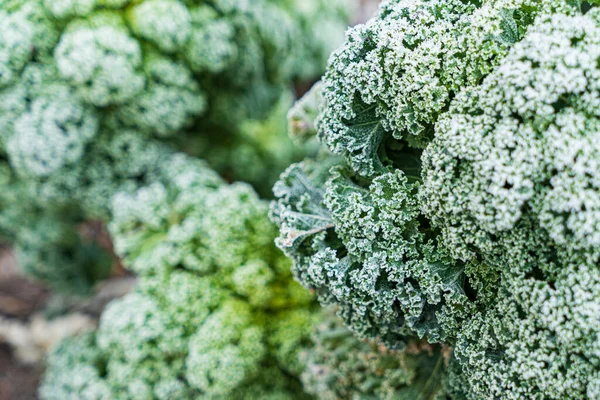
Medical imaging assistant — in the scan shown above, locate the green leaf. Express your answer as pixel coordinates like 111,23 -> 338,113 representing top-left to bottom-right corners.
271,159 -> 338,250
337,100 -> 389,177
499,9 -> 519,45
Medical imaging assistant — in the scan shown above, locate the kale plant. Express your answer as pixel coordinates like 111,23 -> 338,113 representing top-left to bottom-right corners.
41,152 -> 319,399
271,1 -> 600,398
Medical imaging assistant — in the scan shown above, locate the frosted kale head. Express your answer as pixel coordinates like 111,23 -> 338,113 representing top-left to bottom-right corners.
0,3 -> 57,87
108,154 -> 292,286
6,82 -> 98,177
39,333 -> 113,400
272,3 -> 600,384
108,152 -> 312,309
54,21 -> 145,106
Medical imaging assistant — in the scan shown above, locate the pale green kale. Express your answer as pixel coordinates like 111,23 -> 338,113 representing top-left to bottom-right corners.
41,152 -> 318,399
40,333 -> 113,399
0,0 -> 352,291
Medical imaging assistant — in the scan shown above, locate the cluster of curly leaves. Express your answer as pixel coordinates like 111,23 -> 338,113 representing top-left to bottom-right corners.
271,0 -> 600,398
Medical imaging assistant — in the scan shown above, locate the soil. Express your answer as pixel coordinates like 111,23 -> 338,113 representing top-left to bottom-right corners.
0,343 -> 41,400
0,248 -> 47,400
